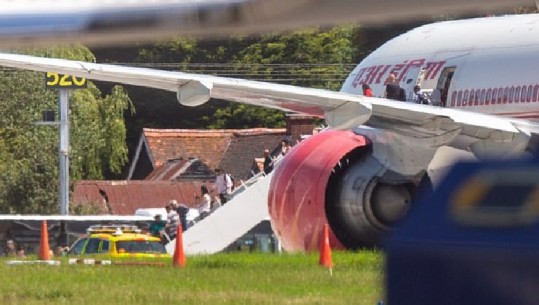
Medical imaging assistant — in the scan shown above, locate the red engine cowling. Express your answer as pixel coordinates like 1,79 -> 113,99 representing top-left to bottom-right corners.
268,130 -> 370,252
268,129 -> 427,252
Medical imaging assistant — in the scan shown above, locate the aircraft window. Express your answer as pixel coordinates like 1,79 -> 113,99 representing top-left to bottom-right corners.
503,87 -> 509,104
468,90 -> 474,106
457,90 -> 463,106
492,88 -> 498,104
525,85 -> 532,103
100,240 -> 110,253
473,89 -> 479,106
514,86 -> 520,103
69,238 -> 87,255
85,238 -> 101,254
498,87 -> 504,104
480,89 -> 486,105
451,91 -> 457,107
534,85 -> 539,103
486,89 -> 492,105
508,86 -> 515,103
463,90 -> 469,106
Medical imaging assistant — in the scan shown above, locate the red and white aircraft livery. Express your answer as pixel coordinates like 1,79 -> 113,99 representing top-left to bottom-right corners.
0,14 -> 538,251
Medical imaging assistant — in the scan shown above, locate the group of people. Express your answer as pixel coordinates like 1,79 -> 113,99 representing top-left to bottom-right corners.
263,139 -> 292,175
3,239 -> 68,258
361,73 -> 431,105
149,144 -> 310,243
149,167 -> 236,243
148,200 -> 186,243
3,239 -> 25,257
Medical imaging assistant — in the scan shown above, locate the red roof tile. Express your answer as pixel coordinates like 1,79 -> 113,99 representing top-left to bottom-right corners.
72,180 -> 212,215
144,158 -> 190,181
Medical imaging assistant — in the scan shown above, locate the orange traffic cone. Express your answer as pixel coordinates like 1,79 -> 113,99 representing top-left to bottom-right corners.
172,224 -> 186,267
319,224 -> 333,274
39,220 -> 51,260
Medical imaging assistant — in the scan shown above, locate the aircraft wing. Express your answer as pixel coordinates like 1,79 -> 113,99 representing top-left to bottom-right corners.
0,53 -> 536,158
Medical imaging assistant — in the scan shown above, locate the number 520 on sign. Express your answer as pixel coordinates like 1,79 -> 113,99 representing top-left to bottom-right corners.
45,72 -> 87,88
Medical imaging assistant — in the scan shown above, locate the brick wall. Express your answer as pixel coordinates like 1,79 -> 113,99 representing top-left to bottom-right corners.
285,115 -> 316,145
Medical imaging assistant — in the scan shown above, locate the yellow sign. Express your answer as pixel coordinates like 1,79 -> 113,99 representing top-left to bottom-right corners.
45,72 -> 87,88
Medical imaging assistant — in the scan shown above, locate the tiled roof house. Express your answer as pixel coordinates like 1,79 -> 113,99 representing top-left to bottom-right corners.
72,116 -> 317,215
128,128 -> 287,181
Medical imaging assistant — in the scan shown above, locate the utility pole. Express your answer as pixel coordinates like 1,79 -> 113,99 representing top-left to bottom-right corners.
44,72 -> 87,215
58,88 -> 70,215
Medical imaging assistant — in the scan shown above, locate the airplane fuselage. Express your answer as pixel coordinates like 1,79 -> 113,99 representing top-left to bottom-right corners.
342,14 -> 539,120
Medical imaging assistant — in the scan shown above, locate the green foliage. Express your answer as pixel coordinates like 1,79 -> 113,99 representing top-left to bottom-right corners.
205,102 -> 285,129
137,38 -> 198,63
128,26 -> 358,130
236,26 -> 356,90
204,26 -> 358,129
0,45 -> 132,213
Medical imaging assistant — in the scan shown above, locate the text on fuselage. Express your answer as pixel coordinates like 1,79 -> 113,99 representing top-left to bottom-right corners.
351,59 -> 446,88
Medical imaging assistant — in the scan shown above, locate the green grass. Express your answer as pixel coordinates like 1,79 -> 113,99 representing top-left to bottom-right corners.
0,251 -> 383,305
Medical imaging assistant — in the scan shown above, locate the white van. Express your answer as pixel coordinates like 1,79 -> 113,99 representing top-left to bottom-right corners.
135,207 -> 200,229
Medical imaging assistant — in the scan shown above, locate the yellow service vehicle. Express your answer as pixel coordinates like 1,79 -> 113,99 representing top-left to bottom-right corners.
69,225 -> 170,258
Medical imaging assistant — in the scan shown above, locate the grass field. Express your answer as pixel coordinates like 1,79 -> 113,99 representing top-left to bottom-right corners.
0,251 -> 383,305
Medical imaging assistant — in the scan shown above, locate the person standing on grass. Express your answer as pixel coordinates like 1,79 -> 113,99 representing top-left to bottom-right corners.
4,240 -> 16,257
16,247 -> 26,258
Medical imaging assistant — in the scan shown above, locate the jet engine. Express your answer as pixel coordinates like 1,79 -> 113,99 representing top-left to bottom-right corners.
268,129 -> 433,252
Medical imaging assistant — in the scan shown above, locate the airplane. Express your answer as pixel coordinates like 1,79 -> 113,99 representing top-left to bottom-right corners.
0,13 -> 539,252
0,0 -> 532,48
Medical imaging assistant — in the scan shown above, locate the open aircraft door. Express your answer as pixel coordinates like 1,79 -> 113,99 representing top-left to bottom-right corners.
399,65 -> 422,101
433,66 -> 456,107
420,51 -> 471,106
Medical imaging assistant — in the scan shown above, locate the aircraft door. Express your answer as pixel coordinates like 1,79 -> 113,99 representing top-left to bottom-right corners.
399,66 -> 422,102
433,67 -> 456,107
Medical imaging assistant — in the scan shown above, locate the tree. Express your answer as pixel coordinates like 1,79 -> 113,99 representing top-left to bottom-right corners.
122,26 -> 358,130
0,45 -> 132,214
205,26 -> 357,128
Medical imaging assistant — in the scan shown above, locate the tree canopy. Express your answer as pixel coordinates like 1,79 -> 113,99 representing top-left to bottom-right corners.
109,25 -> 358,131
0,46 -> 132,213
